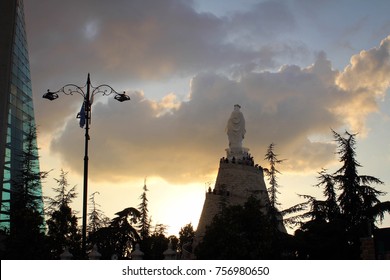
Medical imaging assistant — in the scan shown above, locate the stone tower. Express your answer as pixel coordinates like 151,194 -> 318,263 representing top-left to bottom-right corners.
193,105 -> 284,250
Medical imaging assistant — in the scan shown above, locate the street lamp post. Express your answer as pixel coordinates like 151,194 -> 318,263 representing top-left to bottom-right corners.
43,73 -> 130,258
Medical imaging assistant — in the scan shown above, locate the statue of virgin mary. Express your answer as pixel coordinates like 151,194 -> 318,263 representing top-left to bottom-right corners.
226,104 -> 246,150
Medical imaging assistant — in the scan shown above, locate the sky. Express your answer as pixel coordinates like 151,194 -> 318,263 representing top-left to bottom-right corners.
24,0 -> 390,236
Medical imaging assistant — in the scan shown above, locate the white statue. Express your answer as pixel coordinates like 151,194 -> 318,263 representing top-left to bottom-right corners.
226,104 -> 246,150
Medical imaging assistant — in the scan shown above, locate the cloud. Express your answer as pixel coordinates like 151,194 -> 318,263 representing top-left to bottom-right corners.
26,2 -> 390,184
227,0 -> 296,39
26,0 -> 262,84
26,0 -> 289,133
36,47 -> 354,183
335,36 -> 390,133
26,0 -> 311,138
48,38 -> 390,184
26,0 -> 306,93
337,36 -> 390,95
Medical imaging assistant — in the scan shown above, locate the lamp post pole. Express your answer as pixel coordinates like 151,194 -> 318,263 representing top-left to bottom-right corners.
43,73 -> 130,258
82,74 -> 91,257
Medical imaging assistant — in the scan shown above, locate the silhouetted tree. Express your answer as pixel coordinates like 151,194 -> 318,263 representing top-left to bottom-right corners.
196,196 -> 289,259
316,169 -> 340,221
178,222 -> 195,256
293,130 -> 390,259
138,178 -> 151,240
264,143 -> 285,227
87,191 -> 109,235
294,214 -> 349,259
291,191 -> 349,259
332,130 -> 388,233
333,130 -> 390,257
45,169 -> 81,258
89,207 -> 140,259
5,124 -> 50,259
141,223 -> 170,260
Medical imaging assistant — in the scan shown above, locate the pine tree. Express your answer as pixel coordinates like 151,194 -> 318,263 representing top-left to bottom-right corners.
293,130 -> 390,259
45,169 -> 81,258
88,191 -> 109,235
138,178 -> 151,240
264,143 -> 285,228
315,169 -> 340,222
264,143 -> 284,209
87,206 -> 140,259
332,130 -> 389,237
110,207 -> 141,258
11,124 -> 48,230
6,124 -> 49,259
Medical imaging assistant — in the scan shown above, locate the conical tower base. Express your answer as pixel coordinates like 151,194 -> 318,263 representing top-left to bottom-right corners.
193,156 -> 272,251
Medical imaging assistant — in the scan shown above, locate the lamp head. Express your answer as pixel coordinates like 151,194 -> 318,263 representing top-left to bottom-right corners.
114,92 -> 130,102
42,90 -> 59,101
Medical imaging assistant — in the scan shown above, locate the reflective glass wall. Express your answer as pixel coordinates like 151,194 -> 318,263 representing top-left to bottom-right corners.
0,0 -> 44,230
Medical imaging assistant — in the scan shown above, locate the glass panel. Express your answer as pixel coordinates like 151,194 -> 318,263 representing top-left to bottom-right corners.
1,0 -> 44,230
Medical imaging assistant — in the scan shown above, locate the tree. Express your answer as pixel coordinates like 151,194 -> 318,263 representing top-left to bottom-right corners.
5,124 -> 50,259
89,207 -> 140,259
315,169 -> 340,222
45,170 -> 81,258
292,192 -> 349,259
141,223 -> 170,260
88,191 -> 109,235
138,178 -> 151,240
264,143 -> 284,208
178,222 -> 195,256
332,130 -> 390,257
264,143 -> 285,227
293,130 -> 390,259
332,130 -> 388,234
195,196 -> 289,259
291,170 -> 340,225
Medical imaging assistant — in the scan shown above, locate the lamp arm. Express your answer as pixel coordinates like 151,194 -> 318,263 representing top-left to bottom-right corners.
47,83 -> 87,99
44,79 -> 130,103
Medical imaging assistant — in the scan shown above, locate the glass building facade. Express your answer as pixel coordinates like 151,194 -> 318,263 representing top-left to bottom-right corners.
0,0 -> 44,230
